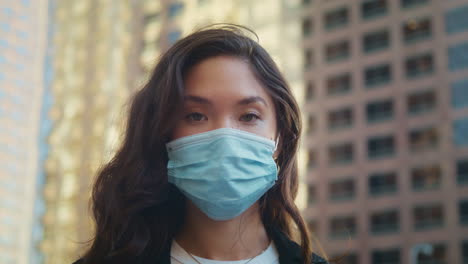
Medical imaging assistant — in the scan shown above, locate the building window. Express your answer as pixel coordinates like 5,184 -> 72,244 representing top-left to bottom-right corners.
331,253 -> 358,264
449,42 -> 468,72
168,2 -> 184,18
369,171 -> 397,197
409,126 -> 438,152
327,73 -> 352,96
408,90 -> 436,115
453,117 -> 468,146
462,241 -> 468,264
371,248 -> 400,264
329,178 -> 355,201
457,159 -> 468,185
364,63 -> 392,88
361,0 -> 388,20
460,200 -> 468,225
328,107 -> 353,131
401,0 -> 429,9
403,17 -> 432,43
414,204 -> 444,230
363,29 -> 390,53
305,82 -> 314,101
330,215 -> 356,238
308,185 -> 316,204
368,135 -> 395,159
452,78 -> 468,109
304,49 -> 313,70
370,209 -> 399,235
329,143 -> 354,165
308,150 -> 317,168
366,99 -> 393,123
405,53 -> 434,78
445,5 -> 468,35
324,7 -> 349,31
411,165 -> 441,191
415,244 -> 447,264
303,18 -> 313,37
325,40 -> 350,63
168,30 -> 181,44
143,12 -> 160,24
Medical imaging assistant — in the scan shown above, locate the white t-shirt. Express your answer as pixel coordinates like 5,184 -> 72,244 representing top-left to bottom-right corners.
170,240 -> 280,264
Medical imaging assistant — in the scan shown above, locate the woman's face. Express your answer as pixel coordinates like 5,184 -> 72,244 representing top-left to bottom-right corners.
171,56 -> 277,141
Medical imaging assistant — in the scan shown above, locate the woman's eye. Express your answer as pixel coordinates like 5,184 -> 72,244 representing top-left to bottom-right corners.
240,113 -> 260,122
185,112 -> 207,122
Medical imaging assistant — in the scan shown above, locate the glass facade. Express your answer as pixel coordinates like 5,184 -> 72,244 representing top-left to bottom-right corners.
408,89 -> 436,115
329,178 -> 355,201
401,0 -> 429,9
405,53 -> 434,78
371,248 -> 400,264
458,159 -> 468,185
448,42 -> 468,72
452,78 -> 468,109
330,215 -> 357,238
0,1 -> 50,263
370,209 -> 399,235
328,107 -> 353,130
409,126 -> 438,152
454,117 -> 468,146
365,63 -> 392,88
460,200 -> 468,226
361,0 -> 388,20
363,29 -> 390,53
366,99 -> 394,123
329,142 -> 354,165
325,39 -> 350,63
413,204 -> 444,231
403,17 -> 432,44
327,73 -> 352,95
411,165 -> 441,191
324,7 -> 349,31
369,171 -> 398,196
368,135 -> 395,159
445,5 -> 468,35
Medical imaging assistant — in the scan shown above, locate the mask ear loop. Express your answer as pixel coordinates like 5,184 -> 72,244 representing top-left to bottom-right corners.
273,134 -> 280,152
273,135 -> 280,171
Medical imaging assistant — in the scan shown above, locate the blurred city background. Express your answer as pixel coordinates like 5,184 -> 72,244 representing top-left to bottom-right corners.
1,0 -> 468,263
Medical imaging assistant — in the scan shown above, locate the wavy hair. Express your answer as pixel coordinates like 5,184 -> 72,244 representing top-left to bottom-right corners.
81,25 -> 313,263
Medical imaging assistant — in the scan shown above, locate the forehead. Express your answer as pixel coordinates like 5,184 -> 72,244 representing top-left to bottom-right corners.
183,56 -> 273,102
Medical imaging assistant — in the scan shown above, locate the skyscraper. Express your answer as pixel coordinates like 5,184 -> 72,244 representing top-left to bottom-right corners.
40,1 -> 136,263
0,0 -> 50,264
301,0 -> 468,263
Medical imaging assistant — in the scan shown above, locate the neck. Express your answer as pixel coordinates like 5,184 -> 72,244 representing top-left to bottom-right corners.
175,201 -> 270,261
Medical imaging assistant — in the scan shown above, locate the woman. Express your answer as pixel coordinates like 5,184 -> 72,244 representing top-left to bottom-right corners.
74,25 -> 328,264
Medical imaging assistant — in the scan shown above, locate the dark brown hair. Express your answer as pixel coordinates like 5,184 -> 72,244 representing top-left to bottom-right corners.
81,24 -> 314,263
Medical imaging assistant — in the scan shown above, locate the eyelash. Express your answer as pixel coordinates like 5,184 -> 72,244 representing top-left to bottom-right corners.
240,112 -> 261,122
184,112 -> 261,123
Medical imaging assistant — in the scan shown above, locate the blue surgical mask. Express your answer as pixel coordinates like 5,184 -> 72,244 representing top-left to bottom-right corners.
166,128 -> 278,221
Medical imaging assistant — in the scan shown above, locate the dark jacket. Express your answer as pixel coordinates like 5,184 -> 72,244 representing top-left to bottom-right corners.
73,229 -> 328,264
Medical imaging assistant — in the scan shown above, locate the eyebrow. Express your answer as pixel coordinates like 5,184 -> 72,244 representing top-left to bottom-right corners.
184,95 -> 268,106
